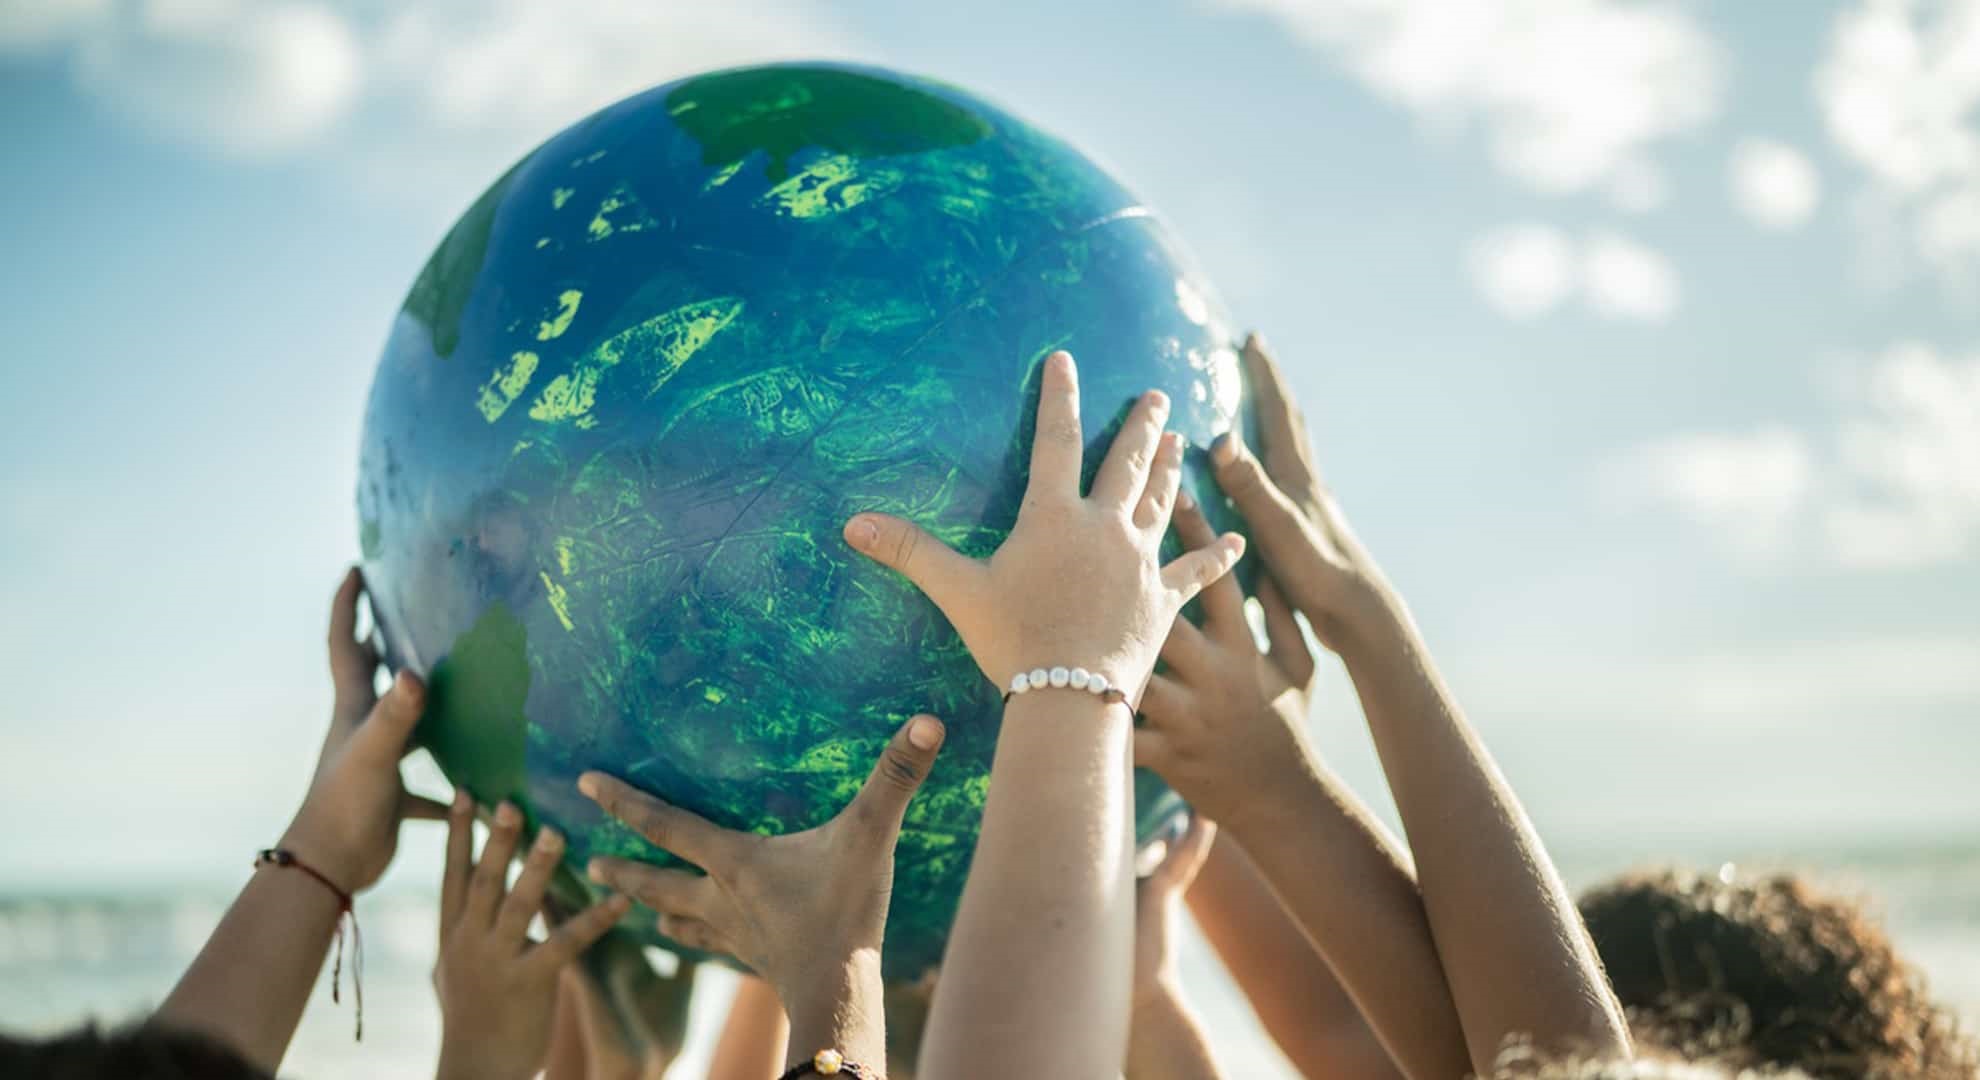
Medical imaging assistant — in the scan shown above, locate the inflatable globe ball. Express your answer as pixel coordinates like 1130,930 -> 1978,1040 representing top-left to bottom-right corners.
358,63 -> 1252,980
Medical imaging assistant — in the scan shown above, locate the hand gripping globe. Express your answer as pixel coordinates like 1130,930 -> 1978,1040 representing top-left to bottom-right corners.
357,63 -> 1253,980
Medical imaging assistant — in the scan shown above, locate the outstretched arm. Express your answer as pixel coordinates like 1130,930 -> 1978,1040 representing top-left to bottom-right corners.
844,350 -> 1245,1078
1124,818 -> 1224,1080
1138,504 -> 1467,1080
153,570 -> 447,1071
1184,836 -> 1400,1078
1211,334 -> 1630,1069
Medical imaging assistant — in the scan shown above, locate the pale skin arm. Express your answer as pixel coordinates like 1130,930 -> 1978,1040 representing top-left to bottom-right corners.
705,976 -> 789,1080
842,350 -> 1244,1078
152,571 -> 446,1071
1211,333 -> 1631,1068
921,690 -> 1137,1078
1184,836 -> 1400,1079
1125,817 -> 1223,1080
1125,992 -> 1224,1080
1140,503 -> 1467,1080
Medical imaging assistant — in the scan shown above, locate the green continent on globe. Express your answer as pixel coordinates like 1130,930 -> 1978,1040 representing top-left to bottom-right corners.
359,63 -> 1253,981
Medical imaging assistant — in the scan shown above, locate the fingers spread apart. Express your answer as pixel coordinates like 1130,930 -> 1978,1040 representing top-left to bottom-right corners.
1092,389 -> 1170,509
579,773 -> 732,868
1026,350 -> 1084,502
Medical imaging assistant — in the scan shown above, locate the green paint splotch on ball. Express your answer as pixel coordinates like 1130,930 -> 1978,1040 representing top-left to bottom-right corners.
359,63 -> 1253,980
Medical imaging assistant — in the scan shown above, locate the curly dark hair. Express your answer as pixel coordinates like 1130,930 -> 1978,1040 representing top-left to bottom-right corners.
1578,868 -> 1978,1080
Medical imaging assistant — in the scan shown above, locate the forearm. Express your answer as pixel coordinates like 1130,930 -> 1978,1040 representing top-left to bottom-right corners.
1185,836 -> 1402,1079
1226,762 -> 1470,1080
1125,990 -> 1223,1080
780,949 -> 888,1077
920,695 -> 1137,1078
709,975 -> 789,1080
1339,614 -> 1629,1066
152,866 -> 344,1071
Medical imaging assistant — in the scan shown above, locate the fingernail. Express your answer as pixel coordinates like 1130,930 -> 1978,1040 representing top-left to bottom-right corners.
587,859 -> 607,882
536,828 -> 564,854
1211,432 -> 1239,466
1177,490 -> 1196,512
845,516 -> 878,550
577,773 -> 600,799
1048,350 -> 1073,376
907,715 -> 943,750
451,790 -> 471,812
1146,389 -> 1170,416
496,802 -> 522,827
1161,431 -> 1183,455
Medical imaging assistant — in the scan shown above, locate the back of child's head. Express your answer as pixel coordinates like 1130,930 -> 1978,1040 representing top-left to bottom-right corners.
1578,868 -> 1977,1080
0,1022 -> 272,1080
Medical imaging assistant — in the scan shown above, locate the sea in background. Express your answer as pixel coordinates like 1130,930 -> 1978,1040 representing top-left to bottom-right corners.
4,836 -> 1976,1079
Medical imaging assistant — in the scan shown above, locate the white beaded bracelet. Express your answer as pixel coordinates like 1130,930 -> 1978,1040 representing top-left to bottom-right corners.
1003,665 -> 1124,704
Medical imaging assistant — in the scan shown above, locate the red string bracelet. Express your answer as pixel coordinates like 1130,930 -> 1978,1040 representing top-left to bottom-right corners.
255,847 -> 364,1041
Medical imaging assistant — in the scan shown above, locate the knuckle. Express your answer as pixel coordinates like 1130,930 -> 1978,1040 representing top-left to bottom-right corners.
1043,415 -> 1081,446
879,748 -> 923,791
892,522 -> 920,572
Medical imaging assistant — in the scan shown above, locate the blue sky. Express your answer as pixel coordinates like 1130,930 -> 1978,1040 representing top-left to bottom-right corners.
2,0 -> 1977,892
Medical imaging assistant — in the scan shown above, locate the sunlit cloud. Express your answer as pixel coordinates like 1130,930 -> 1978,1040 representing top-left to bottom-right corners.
1209,0 -> 1723,209
1729,137 -> 1822,230
1608,341 -> 1980,569
3,0 -> 859,175
1468,224 -> 1679,321
1817,0 -> 1980,290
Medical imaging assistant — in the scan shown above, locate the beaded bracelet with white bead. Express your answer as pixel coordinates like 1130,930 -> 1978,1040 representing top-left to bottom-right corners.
1003,665 -> 1125,705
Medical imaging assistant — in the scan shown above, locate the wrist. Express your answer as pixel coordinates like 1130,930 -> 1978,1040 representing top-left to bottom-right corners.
780,949 -> 886,1074
437,1040 -> 533,1080
277,812 -> 364,895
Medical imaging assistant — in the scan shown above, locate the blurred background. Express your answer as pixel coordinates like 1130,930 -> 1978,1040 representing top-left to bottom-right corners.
1,0 -> 1976,1075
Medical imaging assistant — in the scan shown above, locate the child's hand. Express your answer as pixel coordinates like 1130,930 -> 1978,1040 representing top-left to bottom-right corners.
435,797 -> 631,1080
1209,335 -> 1397,653
1132,816 -> 1218,1015
1135,498 -> 1322,831
580,715 -> 944,1003
844,351 -> 1244,699
278,569 -> 449,893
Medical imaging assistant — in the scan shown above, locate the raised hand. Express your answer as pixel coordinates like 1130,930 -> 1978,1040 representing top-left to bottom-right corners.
1209,335 -> 1396,652
282,568 -> 449,894
580,715 -> 948,1075
844,350 -> 1244,699
1125,817 -> 1225,1080
1135,497 -> 1320,831
434,797 -> 630,1080
1132,816 -> 1219,1013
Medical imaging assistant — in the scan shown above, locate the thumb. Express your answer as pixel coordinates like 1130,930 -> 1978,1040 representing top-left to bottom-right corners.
352,670 -> 425,764
843,513 -> 976,612
848,715 -> 946,833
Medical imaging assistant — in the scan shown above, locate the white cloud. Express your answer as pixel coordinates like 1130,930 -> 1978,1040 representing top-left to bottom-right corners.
368,0 -> 857,140
0,0 -> 109,50
1610,341 -> 1980,569
25,0 -> 363,155
1581,230 -> 1680,319
1817,0 -> 1980,289
1468,223 -> 1575,318
5,0 -> 858,170
1605,427 -> 1812,556
1729,137 -> 1822,230
1469,225 -> 1680,321
1211,0 -> 1723,209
